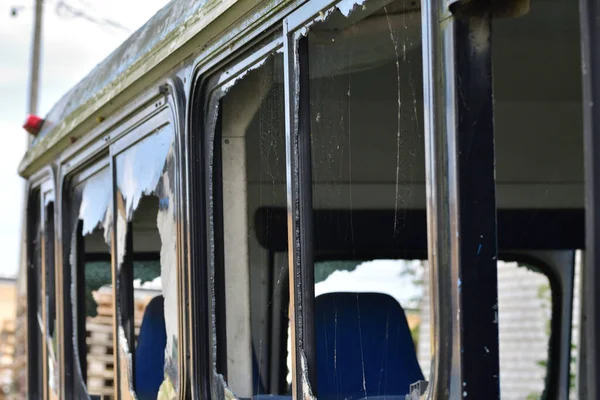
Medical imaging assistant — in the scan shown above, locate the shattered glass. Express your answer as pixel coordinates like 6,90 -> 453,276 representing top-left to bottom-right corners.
67,165 -> 113,398
114,122 -> 179,398
204,51 -> 290,399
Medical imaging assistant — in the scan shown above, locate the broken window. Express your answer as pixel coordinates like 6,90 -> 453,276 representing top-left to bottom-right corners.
113,121 -> 179,399
66,164 -> 113,398
203,46 -> 290,398
286,0 -> 426,397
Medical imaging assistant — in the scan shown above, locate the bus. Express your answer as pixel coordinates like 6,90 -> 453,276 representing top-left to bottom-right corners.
12,0 -> 600,398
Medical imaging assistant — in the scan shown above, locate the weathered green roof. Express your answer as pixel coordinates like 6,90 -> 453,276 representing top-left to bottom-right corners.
18,0 -> 240,177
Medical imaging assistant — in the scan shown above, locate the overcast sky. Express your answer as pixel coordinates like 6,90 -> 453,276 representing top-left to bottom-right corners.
0,0 -> 169,277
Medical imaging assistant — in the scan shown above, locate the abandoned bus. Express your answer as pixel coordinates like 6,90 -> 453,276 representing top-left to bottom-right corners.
12,0 -> 600,398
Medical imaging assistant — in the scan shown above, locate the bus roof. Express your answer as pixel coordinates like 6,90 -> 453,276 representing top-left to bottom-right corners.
18,0 -> 255,177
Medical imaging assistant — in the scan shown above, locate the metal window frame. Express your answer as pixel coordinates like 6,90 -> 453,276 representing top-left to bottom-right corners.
57,85 -> 188,399
108,98 -> 186,399
184,5 -> 305,398
421,0 -> 499,398
59,158 -> 110,400
190,34 -> 284,399
282,0 -> 427,397
282,25 -> 315,400
280,2 -> 353,396
26,166 -> 56,400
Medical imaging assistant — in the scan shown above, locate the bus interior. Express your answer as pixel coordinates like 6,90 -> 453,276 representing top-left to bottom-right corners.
199,0 -> 583,398
18,0 -> 588,398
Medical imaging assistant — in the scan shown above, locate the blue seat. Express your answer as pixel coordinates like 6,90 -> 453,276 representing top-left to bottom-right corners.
315,292 -> 423,399
135,295 -> 167,400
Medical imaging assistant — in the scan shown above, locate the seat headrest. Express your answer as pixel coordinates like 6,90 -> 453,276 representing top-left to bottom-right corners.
315,292 -> 423,399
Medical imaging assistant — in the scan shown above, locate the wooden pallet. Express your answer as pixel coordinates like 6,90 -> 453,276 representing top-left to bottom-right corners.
86,287 -> 156,397
0,288 -> 158,398
86,318 -> 115,397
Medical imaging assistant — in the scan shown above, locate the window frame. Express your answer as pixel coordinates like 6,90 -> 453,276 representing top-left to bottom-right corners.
58,89 -> 187,399
192,35 -> 285,398
60,156 -> 111,399
281,0 -> 434,397
109,105 -> 184,398
26,166 -> 56,400
282,0 -> 500,398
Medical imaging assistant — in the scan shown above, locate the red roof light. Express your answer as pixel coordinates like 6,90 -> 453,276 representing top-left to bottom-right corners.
23,115 -> 44,136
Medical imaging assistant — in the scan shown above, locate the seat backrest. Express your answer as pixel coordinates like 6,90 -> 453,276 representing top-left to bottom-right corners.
135,295 -> 167,400
315,292 -> 423,399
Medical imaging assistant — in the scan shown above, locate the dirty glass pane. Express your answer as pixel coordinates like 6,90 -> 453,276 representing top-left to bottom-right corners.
68,166 -> 114,398
210,53 -> 288,398
417,261 -> 553,400
306,0 -> 425,398
114,123 -> 179,399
